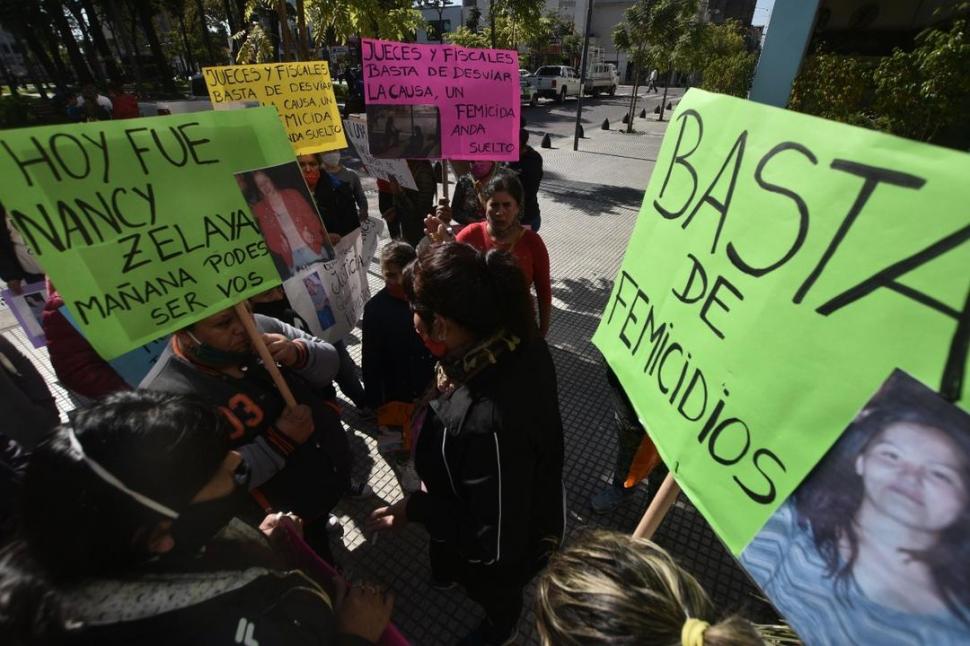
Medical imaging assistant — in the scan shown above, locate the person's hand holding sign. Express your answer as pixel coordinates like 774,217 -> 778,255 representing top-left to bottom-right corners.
276,404 -> 314,445
262,333 -> 301,367
426,199 -> 455,244
433,198 -> 453,225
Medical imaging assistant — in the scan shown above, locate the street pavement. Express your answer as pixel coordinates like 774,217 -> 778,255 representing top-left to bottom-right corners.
0,87 -> 779,645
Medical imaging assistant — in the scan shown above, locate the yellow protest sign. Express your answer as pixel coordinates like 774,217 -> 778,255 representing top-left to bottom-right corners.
203,61 -> 347,155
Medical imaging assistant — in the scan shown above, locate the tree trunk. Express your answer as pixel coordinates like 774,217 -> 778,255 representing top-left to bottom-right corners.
177,10 -> 197,73
134,2 -> 177,93
21,46 -> 49,98
223,0 -> 238,60
79,0 -> 124,80
296,0 -> 309,60
103,0 -> 145,92
658,66 -> 671,122
193,0 -> 217,65
0,54 -> 19,96
39,27 -> 74,85
67,4 -> 107,82
19,29 -> 67,91
275,0 -> 296,61
43,0 -> 94,83
489,0 -> 496,48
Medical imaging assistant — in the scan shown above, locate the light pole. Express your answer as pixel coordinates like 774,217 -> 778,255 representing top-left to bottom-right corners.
572,0 -> 594,151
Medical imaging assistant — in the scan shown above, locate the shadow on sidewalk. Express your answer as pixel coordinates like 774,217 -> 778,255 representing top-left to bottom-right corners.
540,171 -> 645,216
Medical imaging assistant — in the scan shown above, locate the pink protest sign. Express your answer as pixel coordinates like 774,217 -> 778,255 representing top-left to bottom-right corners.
361,38 -> 520,161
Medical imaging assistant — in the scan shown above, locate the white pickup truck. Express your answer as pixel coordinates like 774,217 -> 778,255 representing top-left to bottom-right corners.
533,65 -> 582,103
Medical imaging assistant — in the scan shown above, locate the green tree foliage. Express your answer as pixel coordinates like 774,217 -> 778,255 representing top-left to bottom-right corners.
789,52 -> 872,126
613,0 -> 698,128
790,14 -> 970,147
693,21 -> 757,97
445,25 -> 490,48
872,17 -> 970,141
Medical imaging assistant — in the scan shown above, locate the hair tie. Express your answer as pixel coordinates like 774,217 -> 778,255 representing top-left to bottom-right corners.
681,618 -> 710,646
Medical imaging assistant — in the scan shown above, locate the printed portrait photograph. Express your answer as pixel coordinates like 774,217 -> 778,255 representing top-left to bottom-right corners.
366,104 -> 441,159
235,161 -> 332,281
740,370 -> 970,645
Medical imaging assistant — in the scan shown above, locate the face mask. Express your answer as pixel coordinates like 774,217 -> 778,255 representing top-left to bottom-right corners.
386,282 -> 406,300
185,331 -> 250,368
416,323 -> 449,357
470,161 -> 493,180
170,462 -> 252,555
304,169 -> 320,190
321,152 -> 341,168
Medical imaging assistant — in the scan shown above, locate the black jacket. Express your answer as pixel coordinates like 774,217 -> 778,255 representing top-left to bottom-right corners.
61,524 -> 369,646
407,339 -> 565,586
507,146 -> 543,226
313,174 -> 362,237
361,288 -> 435,409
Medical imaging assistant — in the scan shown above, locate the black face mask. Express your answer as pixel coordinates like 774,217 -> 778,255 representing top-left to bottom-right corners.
170,461 -> 252,555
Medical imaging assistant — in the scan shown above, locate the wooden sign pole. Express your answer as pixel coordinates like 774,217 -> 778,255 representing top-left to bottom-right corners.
234,302 -> 298,408
440,160 -> 450,201
632,473 -> 681,539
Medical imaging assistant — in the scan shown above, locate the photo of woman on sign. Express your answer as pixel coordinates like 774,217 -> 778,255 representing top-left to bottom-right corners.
237,163 -> 332,280
741,370 -> 970,645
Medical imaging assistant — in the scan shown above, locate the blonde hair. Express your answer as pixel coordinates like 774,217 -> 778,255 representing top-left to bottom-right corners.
536,530 -> 764,646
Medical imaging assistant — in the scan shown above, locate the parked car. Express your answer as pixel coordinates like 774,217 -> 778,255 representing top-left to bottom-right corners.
533,65 -> 582,103
584,63 -> 619,96
520,69 -> 539,107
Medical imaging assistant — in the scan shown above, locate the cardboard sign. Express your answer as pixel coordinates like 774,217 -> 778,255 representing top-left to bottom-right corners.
284,217 -> 384,343
59,304 -> 169,387
361,39 -> 520,161
204,61 -> 347,155
344,115 -> 418,190
0,109 -> 292,359
1,282 -> 47,347
592,89 -> 970,555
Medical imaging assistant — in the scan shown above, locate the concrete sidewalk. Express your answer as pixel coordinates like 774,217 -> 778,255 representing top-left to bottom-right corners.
0,104 -> 778,645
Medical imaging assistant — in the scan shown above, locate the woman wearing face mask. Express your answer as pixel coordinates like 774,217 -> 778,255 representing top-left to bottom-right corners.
367,243 -> 565,646
360,242 -> 435,411
249,170 -> 328,278
433,160 -> 499,227
0,391 -> 394,645
143,304 -> 372,563
297,153 -> 370,412
454,174 -> 552,337
310,151 -> 369,244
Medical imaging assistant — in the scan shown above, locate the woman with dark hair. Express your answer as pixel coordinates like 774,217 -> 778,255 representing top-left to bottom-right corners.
0,391 -> 393,645
366,243 -> 565,646
741,371 -> 970,645
428,174 -> 552,337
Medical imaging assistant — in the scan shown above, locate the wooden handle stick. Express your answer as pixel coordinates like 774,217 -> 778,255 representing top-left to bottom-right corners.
234,302 -> 298,408
440,159 -> 450,201
632,473 -> 681,539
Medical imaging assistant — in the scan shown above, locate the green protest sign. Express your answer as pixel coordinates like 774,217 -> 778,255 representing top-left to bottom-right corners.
592,89 -> 970,556
0,108 -> 292,359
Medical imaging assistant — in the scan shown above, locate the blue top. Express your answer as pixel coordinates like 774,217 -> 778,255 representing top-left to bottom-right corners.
740,501 -> 970,645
